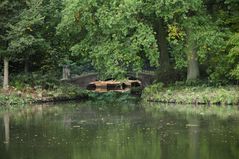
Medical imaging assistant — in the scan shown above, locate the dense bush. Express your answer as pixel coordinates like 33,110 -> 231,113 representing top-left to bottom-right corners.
10,72 -> 60,90
0,94 -> 29,109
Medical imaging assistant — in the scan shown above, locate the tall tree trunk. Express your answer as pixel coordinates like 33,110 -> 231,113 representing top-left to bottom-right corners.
186,31 -> 200,81
155,18 -> 170,72
3,58 -> 9,90
187,49 -> 199,81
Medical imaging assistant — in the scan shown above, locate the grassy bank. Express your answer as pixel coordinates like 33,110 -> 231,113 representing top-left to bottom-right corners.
0,94 -> 28,108
143,83 -> 239,105
0,83 -> 88,109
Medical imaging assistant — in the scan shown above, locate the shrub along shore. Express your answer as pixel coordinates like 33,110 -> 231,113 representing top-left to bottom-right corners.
143,83 -> 239,105
0,83 -> 88,109
2,78 -> 239,108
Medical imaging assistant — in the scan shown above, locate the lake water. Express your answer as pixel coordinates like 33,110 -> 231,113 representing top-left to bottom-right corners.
0,101 -> 239,159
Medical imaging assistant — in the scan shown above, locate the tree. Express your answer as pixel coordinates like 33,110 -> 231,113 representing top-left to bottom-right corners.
224,0 -> 239,81
167,7 -> 226,81
0,0 -> 24,89
140,0 -> 202,75
1,0 -> 237,85
202,0 -> 239,82
58,0 -> 159,79
58,0 -> 206,79
7,0 -> 45,74
39,0 -> 64,72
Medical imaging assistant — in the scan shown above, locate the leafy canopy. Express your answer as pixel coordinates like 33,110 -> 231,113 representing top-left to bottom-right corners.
58,0 -> 161,79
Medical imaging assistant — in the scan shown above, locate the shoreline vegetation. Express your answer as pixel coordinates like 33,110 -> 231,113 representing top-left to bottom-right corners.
143,83 -> 239,106
0,87 -> 139,108
1,82 -> 239,109
0,83 -> 89,109
0,72 -> 239,108
0,80 -> 137,108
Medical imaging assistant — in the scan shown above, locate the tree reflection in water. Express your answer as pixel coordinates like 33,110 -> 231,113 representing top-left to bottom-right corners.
0,102 -> 239,159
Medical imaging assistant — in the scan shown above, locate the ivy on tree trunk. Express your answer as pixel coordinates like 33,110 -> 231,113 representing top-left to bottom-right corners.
155,18 -> 170,72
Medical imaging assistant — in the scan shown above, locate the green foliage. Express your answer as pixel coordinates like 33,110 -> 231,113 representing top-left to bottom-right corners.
58,0 -> 160,79
1,0 -> 239,93
168,13 -> 226,69
143,82 -> 164,95
39,0 -> 64,72
57,0 -> 206,79
7,0 -> 46,58
43,83 -> 88,99
0,94 -> 29,108
224,0 -> 239,31
143,84 -> 239,105
10,72 -> 60,90
88,91 -> 137,102
227,33 -> 239,80
205,0 -> 239,82
1,0 -> 64,74
3,74 -> 88,106
0,0 -> 25,58
141,0 -> 202,20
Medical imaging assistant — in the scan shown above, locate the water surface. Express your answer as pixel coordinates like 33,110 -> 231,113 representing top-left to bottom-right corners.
0,102 -> 239,159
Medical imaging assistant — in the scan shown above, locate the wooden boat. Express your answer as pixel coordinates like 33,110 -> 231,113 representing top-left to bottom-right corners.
86,80 -> 142,95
